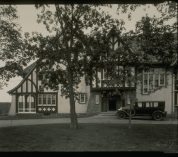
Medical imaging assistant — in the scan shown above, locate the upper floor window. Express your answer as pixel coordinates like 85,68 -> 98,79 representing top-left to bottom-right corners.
38,73 -> 44,80
142,69 -> 165,94
101,69 -> 107,80
159,73 -> 165,86
39,85 -> 44,92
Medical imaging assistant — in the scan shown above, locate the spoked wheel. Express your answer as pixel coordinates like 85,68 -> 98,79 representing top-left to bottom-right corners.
117,111 -> 126,119
152,112 -> 163,120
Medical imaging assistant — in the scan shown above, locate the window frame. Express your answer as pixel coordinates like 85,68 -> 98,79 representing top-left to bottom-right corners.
79,93 -> 87,104
142,69 -> 166,95
38,94 -> 57,106
142,71 -> 149,94
159,73 -> 165,86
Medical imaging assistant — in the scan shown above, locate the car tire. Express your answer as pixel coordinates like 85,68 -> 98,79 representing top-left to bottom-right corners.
117,111 -> 126,119
152,111 -> 163,121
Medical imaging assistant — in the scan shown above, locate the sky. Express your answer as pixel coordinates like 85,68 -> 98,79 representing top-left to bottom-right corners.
0,4 -> 173,102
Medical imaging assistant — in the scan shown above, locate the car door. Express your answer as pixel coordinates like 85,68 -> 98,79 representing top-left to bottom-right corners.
134,102 -> 143,115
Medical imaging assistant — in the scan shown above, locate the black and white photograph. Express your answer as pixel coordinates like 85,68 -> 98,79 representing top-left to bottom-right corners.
0,0 -> 177,153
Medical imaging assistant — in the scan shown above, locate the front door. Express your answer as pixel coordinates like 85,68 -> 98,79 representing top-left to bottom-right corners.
108,96 -> 117,111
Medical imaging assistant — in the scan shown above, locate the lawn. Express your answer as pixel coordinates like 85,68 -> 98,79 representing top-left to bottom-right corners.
0,124 -> 177,152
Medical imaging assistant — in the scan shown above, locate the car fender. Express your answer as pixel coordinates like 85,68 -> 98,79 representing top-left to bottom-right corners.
118,110 -> 135,117
117,110 -> 128,116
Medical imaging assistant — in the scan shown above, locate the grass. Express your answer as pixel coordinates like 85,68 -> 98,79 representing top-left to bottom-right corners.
0,123 -> 177,152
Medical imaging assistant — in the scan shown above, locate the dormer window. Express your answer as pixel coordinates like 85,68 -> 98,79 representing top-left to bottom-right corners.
38,73 -> 43,80
39,85 -> 44,92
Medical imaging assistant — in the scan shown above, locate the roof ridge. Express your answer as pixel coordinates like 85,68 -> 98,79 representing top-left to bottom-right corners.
7,61 -> 37,94
22,61 -> 37,77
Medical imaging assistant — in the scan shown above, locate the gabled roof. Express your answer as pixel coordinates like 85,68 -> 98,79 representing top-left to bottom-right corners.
7,62 -> 37,94
23,62 -> 37,77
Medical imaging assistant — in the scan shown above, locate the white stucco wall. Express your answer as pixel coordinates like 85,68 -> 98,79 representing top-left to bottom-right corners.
57,77 -> 90,113
136,69 -> 173,114
8,95 -> 16,115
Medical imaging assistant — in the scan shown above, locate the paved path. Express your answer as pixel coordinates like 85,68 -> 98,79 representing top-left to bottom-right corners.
0,112 -> 177,128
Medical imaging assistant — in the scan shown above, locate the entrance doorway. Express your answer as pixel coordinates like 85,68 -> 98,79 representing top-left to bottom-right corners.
108,96 -> 117,111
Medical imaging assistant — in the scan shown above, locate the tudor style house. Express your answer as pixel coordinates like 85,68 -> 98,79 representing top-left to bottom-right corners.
8,28 -> 177,116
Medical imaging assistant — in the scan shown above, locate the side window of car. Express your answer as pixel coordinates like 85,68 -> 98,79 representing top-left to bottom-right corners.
146,102 -> 150,108
154,102 -> 158,107
142,102 -> 146,108
147,102 -> 154,108
135,102 -> 138,107
138,102 -> 142,107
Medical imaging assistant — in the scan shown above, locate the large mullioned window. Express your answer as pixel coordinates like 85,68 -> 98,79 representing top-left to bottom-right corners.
38,94 -> 56,106
18,95 -> 36,113
142,69 -> 165,94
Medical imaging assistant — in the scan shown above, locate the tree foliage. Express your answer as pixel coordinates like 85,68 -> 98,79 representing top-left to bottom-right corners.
123,15 -> 177,66
135,16 -> 176,64
0,5 -> 25,87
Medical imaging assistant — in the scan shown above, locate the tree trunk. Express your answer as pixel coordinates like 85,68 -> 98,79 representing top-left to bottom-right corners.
67,67 -> 78,129
66,4 -> 78,129
128,103 -> 132,129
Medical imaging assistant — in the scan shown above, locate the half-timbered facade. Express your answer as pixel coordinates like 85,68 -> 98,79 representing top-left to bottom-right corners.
8,62 -> 58,114
8,28 -> 177,116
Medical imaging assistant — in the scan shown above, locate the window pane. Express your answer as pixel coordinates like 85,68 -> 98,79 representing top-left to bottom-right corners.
19,102 -> 23,109
103,69 -> 107,80
143,74 -> 148,85
143,73 -> 148,94
150,102 -> 154,107
52,95 -> 56,104
81,94 -> 85,102
39,73 -> 43,80
43,95 -> 46,104
138,102 -> 142,107
146,102 -> 149,107
154,102 -> 158,107
38,94 -> 42,104
159,74 -> 165,85
155,74 -> 159,88
18,96 -> 25,112
39,85 -> 44,92
143,84 -> 148,93
31,102 -> 35,108
80,93 -> 86,103
48,95 -> 52,104
149,74 -> 154,90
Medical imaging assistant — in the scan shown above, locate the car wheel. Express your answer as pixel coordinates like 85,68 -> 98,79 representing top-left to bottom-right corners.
152,112 -> 163,121
117,111 -> 126,119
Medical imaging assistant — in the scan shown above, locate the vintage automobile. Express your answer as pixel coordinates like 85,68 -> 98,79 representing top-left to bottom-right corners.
116,101 -> 167,120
